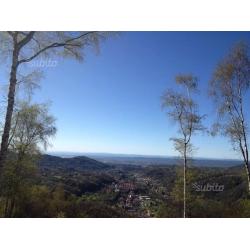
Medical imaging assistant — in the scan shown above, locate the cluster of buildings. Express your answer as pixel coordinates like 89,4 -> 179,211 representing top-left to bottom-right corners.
116,190 -> 152,217
102,173 -> 169,217
105,179 -> 153,217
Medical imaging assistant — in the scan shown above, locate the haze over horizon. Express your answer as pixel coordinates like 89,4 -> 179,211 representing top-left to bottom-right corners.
47,150 -> 242,161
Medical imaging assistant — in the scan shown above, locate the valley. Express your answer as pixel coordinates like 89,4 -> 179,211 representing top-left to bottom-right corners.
30,154 -> 250,218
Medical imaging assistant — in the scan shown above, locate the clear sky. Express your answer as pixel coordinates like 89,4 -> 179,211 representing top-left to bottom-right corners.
18,32 -> 250,159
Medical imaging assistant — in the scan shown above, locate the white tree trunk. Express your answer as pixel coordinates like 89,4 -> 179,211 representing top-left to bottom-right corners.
183,145 -> 187,218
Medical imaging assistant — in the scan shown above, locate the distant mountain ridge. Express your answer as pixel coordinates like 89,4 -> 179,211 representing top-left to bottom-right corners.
39,154 -> 111,170
90,156 -> 242,168
48,152 -> 242,168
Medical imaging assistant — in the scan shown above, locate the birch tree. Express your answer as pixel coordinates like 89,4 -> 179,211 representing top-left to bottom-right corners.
0,31 -> 110,171
162,74 -> 205,217
1,101 -> 56,217
210,42 -> 250,192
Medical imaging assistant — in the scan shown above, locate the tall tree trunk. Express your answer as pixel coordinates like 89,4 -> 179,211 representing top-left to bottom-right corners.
0,43 -> 19,171
4,196 -> 15,218
244,163 -> 250,193
7,197 -> 15,218
183,144 -> 187,218
4,197 -> 9,217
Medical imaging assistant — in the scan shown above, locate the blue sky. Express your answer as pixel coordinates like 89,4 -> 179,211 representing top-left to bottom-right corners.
11,32 -> 250,159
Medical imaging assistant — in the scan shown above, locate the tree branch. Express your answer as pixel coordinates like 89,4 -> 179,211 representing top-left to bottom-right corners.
18,31 -> 96,64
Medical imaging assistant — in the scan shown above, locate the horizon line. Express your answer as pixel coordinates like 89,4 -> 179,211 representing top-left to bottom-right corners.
47,150 -> 242,162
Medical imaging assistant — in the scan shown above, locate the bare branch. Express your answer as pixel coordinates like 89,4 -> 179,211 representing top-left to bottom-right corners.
18,31 -> 96,64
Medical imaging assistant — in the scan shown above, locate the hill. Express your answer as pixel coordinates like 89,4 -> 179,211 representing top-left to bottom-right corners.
39,154 -> 112,170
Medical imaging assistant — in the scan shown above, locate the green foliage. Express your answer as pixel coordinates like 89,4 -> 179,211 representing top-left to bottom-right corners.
0,101 -> 56,217
210,42 -> 250,192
